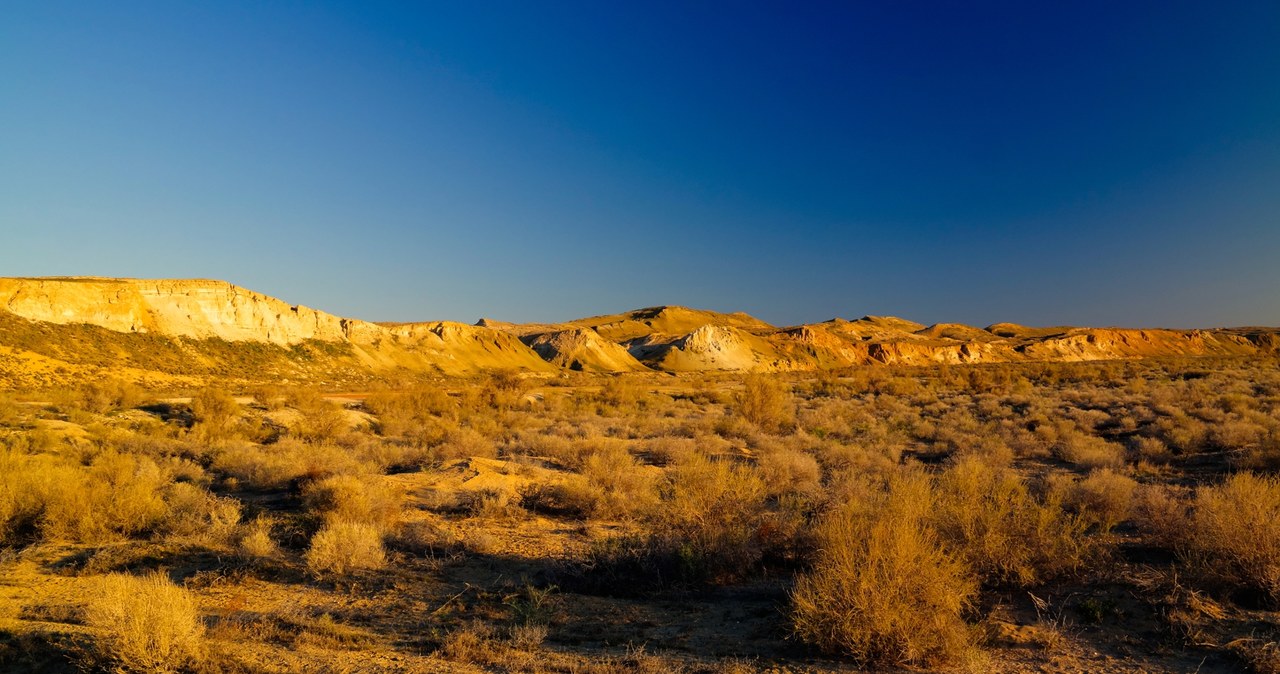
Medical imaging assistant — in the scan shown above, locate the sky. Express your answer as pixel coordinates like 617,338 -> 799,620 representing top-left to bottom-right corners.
2,2 -> 1278,328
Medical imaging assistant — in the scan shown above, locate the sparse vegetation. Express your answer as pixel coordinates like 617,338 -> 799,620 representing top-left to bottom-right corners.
3,357 -> 1280,671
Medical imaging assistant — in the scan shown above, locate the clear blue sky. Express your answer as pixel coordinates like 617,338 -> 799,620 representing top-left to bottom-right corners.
3,2 -> 1278,328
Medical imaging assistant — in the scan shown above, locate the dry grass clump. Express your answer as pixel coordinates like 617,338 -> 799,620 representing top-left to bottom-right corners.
791,471 -> 977,668
236,516 -> 279,561
190,386 -> 241,443
932,457 -> 1095,586
60,378 -> 149,415
212,437 -> 366,490
305,519 -> 387,577
364,388 -> 453,437
40,450 -> 171,543
735,375 -> 795,433
756,446 -> 822,498
1180,472 -> 1280,604
657,451 -> 774,582
160,481 -> 241,543
83,571 -> 205,673
302,473 -> 402,530
580,444 -> 659,518
1052,428 -> 1125,469
1068,468 -> 1138,532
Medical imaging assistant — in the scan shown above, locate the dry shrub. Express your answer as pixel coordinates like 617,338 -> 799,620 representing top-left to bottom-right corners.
305,519 -> 387,576
581,444 -> 658,518
1133,484 -> 1187,548
520,476 -> 602,519
388,520 -> 461,557
757,447 -> 821,498
1130,435 -> 1173,464
1181,472 -> 1280,604
365,388 -> 453,437
1052,430 -> 1125,469
41,451 -> 171,543
791,471 -> 977,667
236,516 -> 279,560
735,375 -> 795,433
290,395 -> 350,443
1069,469 -> 1137,532
64,378 -> 148,414
657,452 -> 773,582
213,438 -> 366,490
160,482 -> 241,544
436,427 -> 498,463
0,393 -> 25,427
640,435 -> 697,466
933,456 -> 1094,586
302,474 -> 402,531
0,447 -> 57,544
190,387 -> 241,443
84,571 -> 205,673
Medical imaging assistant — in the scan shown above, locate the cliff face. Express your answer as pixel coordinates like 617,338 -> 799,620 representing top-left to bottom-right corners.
0,277 -> 556,383
523,328 -> 650,372
0,278 -> 375,346
0,277 -> 1275,384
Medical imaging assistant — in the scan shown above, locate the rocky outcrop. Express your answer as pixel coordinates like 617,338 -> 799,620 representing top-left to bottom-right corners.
0,277 -> 378,346
1,277 -> 1275,382
645,325 -> 776,372
0,277 -> 556,379
523,328 -> 650,372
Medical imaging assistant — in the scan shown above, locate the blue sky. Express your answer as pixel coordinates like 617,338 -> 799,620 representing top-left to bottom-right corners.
2,2 -> 1278,327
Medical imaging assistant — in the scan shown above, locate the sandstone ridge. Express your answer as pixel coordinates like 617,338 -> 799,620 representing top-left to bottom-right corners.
0,277 -> 1276,386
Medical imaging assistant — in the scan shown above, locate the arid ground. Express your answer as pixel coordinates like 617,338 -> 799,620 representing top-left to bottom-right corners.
3,357 -> 1280,673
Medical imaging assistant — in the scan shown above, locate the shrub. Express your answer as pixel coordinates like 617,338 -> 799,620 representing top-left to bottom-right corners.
302,474 -> 402,531
40,451 -> 171,543
84,572 -> 205,673
160,482 -> 241,544
65,378 -> 148,414
190,387 -> 241,443
932,456 -> 1095,586
791,471 -> 976,667
236,516 -> 279,561
1052,430 -> 1125,469
735,375 -> 795,433
1181,472 -> 1280,604
305,520 -> 387,576
1069,469 -> 1137,532
581,444 -> 658,519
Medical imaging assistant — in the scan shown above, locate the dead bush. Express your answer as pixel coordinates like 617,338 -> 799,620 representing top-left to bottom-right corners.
581,444 -> 658,519
735,375 -> 795,433
791,471 -> 977,667
1181,472 -> 1280,604
190,387 -> 241,443
305,519 -> 387,577
933,456 -> 1095,586
302,474 -> 402,531
160,482 -> 241,544
84,572 -> 205,673
1052,430 -> 1125,469
236,516 -> 279,561
1069,469 -> 1137,532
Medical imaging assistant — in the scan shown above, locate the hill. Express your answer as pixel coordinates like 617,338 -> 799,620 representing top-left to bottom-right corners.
0,276 -> 1276,386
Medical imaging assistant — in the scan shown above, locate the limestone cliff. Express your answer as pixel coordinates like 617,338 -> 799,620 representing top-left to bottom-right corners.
0,277 -> 376,346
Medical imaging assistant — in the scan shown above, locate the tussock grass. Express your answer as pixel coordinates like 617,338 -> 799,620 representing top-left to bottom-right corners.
84,572 -> 205,673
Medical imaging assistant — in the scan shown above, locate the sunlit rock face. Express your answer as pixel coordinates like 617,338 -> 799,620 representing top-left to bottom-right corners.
0,277 -> 371,345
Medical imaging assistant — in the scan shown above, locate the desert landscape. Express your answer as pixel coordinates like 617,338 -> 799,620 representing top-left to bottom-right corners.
1,277 -> 1279,673
6,3 -> 1279,672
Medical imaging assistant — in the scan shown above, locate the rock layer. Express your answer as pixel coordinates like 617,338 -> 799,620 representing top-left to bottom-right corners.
1,277 -> 1276,383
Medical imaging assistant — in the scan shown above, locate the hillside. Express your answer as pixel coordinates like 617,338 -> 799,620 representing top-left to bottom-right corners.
0,276 -> 1276,387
